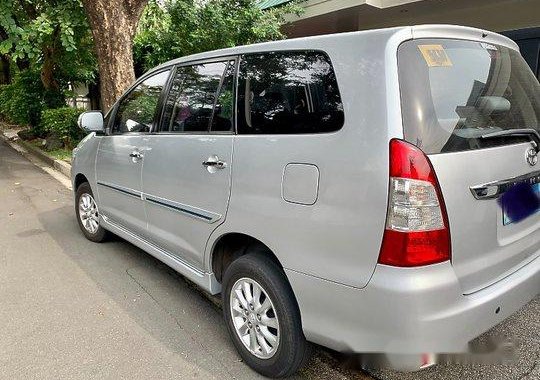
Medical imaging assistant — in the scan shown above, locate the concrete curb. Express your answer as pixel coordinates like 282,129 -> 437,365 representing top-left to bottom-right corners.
17,139 -> 72,178
0,131 -> 72,179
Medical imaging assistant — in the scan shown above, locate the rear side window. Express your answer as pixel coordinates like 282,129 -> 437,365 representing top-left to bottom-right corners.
398,39 -> 540,153
237,51 -> 344,134
160,61 -> 235,133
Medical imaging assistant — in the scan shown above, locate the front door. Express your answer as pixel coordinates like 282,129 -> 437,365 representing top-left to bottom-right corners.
96,70 -> 170,237
142,59 -> 236,270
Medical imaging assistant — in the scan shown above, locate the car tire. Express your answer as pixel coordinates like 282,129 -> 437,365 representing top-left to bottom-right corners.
223,250 -> 311,378
75,182 -> 108,243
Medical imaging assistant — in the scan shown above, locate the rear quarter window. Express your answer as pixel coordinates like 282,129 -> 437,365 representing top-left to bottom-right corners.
237,51 -> 344,134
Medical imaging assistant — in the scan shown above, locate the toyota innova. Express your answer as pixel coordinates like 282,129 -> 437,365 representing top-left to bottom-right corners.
72,25 -> 540,377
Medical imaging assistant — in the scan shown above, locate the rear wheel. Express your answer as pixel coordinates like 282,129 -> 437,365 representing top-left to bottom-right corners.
75,182 -> 108,242
223,252 -> 311,377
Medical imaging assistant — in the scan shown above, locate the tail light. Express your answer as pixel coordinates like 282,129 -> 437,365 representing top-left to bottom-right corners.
378,139 -> 451,267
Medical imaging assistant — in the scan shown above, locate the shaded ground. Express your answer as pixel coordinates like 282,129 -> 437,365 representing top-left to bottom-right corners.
0,137 -> 537,380
373,296 -> 539,380
0,138 -> 366,380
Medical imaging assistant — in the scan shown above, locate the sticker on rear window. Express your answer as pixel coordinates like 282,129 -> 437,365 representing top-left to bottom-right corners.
480,42 -> 498,51
418,44 -> 453,67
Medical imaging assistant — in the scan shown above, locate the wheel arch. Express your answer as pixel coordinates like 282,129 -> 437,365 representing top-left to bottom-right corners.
209,232 -> 283,284
74,173 -> 89,190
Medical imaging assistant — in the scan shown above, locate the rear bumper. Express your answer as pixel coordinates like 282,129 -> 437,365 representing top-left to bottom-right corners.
285,254 -> 539,355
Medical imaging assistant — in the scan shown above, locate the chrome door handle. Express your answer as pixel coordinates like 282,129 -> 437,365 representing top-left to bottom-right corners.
129,151 -> 143,159
202,161 -> 226,168
202,155 -> 226,169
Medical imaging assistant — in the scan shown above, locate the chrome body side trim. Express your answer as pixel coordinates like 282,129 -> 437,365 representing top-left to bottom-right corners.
145,193 -> 221,223
97,181 -> 221,223
97,181 -> 142,199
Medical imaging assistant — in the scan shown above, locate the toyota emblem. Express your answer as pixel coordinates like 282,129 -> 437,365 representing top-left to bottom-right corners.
526,148 -> 538,166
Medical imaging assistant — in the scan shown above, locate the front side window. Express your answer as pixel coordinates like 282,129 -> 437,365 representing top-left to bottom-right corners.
398,39 -> 540,153
237,51 -> 344,134
160,61 -> 234,133
112,70 -> 170,134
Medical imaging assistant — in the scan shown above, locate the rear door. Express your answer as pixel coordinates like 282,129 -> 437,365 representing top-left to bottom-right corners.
141,59 -> 235,270
96,70 -> 170,237
398,39 -> 540,294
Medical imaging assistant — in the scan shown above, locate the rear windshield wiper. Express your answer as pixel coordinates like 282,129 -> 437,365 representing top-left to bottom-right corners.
481,128 -> 540,153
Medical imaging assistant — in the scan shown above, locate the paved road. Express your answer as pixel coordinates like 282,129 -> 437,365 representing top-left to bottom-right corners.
0,139 -> 362,380
0,138 -> 538,380
373,296 -> 539,380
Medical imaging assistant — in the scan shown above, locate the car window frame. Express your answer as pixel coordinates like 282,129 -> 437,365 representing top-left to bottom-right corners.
106,67 -> 173,136
103,49 -> 341,137
235,49 -> 345,136
155,55 -> 239,136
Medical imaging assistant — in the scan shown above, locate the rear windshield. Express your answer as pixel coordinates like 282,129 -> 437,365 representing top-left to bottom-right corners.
398,39 -> 540,154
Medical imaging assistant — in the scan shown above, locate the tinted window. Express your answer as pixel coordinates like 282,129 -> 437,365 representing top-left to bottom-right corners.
398,39 -> 540,153
161,61 -> 233,133
112,70 -> 170,134
211,62 -> 235,132
237,51 -> 344,134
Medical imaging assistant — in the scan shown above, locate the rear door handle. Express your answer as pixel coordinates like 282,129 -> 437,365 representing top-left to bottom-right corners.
129,151 -> 143,160
202,161 -> 226,168
202,155 -> 226,169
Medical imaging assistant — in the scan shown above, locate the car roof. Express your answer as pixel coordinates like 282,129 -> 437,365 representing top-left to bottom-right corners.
149,26 -> 407,73
143,24 -> 519,77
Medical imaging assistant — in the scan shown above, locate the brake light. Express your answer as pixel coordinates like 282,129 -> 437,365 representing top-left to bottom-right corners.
378,139 -> 451,267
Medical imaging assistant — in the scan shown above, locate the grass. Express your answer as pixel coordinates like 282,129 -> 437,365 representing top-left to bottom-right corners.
46,147 -> 72,162
29,140 -> 72,162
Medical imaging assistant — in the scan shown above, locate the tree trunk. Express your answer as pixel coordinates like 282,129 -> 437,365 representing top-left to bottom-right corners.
0,27 -> 13,84
40,45 -> 58,91
0,55 -> 11,85
81,0 -> 148,112
40,26 -> 65,109
88,80 -> 102,111
40,26 -> 60,92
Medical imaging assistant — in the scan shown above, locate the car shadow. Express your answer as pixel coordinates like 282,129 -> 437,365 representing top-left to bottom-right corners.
37,204 -> 365,380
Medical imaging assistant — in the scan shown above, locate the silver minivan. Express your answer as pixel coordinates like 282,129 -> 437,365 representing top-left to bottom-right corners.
72,24 -> 540,377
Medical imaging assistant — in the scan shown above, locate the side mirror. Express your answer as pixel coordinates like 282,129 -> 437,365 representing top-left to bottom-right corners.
78,111 -> 104,133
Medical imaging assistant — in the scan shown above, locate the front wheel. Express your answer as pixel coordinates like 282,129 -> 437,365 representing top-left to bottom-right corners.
75,182 -> 108,242
223,252 -> 311,378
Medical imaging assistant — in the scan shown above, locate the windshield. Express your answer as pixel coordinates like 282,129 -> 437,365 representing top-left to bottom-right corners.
398,39 -> 540,154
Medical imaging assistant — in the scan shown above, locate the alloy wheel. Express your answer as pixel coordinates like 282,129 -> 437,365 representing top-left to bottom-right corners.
78,193 -> 100,234
230,277 -> 280,359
